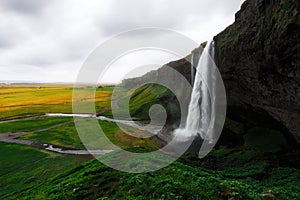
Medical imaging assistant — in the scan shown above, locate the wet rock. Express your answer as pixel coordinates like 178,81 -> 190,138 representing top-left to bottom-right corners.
123,0 -> 300,146
214,0 -> 300,143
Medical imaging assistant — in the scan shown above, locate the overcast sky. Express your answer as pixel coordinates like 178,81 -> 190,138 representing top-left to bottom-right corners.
0,0 -> 245,83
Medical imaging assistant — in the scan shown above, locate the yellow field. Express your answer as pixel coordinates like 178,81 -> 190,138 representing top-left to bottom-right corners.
0,84 -> 114,120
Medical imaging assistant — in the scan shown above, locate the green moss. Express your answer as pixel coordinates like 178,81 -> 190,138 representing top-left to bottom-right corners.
221,161 -> 269,178
244,127 -> 287,152
223,150 -> 261,167
224,118 -> 245,135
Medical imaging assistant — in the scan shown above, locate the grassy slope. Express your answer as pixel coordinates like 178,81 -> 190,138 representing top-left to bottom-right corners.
8,147 -> 300,200
0,142 -> 91,198
103,84 -> 177,121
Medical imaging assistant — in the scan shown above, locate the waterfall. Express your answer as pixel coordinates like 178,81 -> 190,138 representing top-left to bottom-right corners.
191,53 -> 195,86
174,41 -> 216,142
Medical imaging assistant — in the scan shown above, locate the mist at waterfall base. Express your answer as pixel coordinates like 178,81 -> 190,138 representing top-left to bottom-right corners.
173,41 -> 216,144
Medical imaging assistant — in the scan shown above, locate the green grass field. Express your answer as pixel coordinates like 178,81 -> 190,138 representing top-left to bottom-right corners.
0,142 -> 91,198
1,84 -> 300,199
0,85 -> 117,198
0,117 -> 73,133
0,84 -> 159,198
0,85 -> 113,120
19,119 -> 158,150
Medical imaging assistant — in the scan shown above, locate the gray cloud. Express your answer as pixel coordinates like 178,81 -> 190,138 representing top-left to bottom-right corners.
0,0 -> 50,14
98,1 -> 179,36
97,0 -> 197,36
0,37 -> 13,48
0,0 -> 245,83
98,0 -> 244,37
18,57 -> 55,66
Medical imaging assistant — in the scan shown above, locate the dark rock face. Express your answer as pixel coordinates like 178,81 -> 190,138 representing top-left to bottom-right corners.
123,0 -> 300,145
214,0 -> 300,143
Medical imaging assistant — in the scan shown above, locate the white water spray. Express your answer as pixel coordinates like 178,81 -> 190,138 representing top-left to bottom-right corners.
174,41 -> 216,142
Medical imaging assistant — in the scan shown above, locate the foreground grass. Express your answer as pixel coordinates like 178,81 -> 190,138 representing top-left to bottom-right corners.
8,147 -> 300,200
0,142 -> 91,198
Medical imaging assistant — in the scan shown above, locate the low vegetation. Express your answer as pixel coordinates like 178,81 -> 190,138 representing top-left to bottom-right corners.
0,85 -> 113,120
0,142 -> 90,198
1,84 -> 299,199
7,147 -> 300,200
103,84 -> 179,121
19,119 -> 158,150
0,117 -> 73,133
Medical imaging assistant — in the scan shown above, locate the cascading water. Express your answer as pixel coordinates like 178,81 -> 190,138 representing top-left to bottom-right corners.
174,41 -> 216,142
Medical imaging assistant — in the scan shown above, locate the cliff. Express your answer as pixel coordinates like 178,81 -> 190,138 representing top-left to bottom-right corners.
214,0 -> 300,143
122,0 -> 300,146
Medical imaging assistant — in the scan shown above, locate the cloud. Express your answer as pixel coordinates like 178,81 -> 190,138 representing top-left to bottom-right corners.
0,37 -> 13,48
0,0 -> 50,14
0,0 -> 245,83
97,0 -> 244,38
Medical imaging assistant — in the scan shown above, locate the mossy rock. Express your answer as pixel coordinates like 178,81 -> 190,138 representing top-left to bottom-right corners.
224,118 -> 245,135
243,127 -> 288,153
